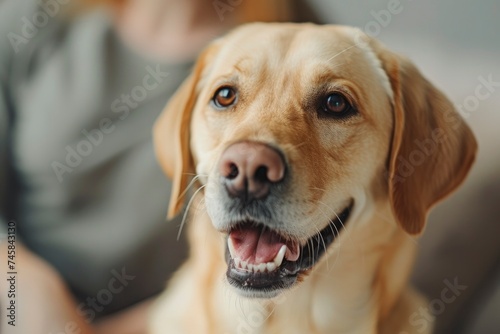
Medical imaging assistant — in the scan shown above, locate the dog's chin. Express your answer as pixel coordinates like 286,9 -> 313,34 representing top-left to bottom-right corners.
223,201 -> 354,299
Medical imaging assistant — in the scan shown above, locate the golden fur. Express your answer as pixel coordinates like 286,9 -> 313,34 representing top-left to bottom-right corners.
150,23 -> 477,334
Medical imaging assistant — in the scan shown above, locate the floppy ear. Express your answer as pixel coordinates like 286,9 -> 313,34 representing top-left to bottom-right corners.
373,42 -> 478,235
153,46 -> 215,219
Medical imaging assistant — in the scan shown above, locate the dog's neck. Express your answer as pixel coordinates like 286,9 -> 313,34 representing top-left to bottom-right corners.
187,202 -> 416,333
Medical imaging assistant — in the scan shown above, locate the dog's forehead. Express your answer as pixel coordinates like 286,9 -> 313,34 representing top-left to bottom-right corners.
206,24 -> 393,101
216,25 -> 361,71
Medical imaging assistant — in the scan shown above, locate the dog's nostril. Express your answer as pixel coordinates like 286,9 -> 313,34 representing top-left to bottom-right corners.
254,166 -> 269,183
219,142 -> 286,200
227,163 -> 239,179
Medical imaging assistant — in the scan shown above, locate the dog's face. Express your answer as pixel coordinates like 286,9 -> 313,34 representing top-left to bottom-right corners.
155,24 -> 476,298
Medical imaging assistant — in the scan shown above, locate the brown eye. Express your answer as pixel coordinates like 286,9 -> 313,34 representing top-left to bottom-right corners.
323,93 -> 352,116
213,86 -> 237,108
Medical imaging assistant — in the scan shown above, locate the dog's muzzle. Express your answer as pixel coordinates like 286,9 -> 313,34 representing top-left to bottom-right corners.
216,141 -> 353,297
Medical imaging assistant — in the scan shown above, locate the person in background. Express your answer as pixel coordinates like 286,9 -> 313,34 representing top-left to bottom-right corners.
0,0 -> 317,333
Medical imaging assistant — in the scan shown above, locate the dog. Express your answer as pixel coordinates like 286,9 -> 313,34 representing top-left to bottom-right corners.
150,23 -> 477,334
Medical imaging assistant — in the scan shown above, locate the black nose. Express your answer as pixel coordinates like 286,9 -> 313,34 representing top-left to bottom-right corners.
219,142 -> 285,200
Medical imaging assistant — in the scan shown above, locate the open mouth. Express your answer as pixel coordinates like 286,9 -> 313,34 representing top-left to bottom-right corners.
225,201 -> 353,298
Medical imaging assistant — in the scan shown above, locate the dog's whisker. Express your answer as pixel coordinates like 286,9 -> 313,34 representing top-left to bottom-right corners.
183,172 -> 208,177
309,186 -> 327,192
316,226 -> 329,271
233,290 -> 244,318
308,223 -> 328,271
177,184 -> 206,241
285,141 -> 308,150
306,238 -> 313,268
317,201 -> 353,242
326,43 -> 359,62
329,210 -> 350,245
265,300 -> 278,323
315,203 -> 349,272
177,175 -> 203,202
318,202 -> 367,276
315,206 -> 337,271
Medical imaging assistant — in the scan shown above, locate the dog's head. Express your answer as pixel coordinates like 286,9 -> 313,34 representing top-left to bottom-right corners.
154,23 -> 477,298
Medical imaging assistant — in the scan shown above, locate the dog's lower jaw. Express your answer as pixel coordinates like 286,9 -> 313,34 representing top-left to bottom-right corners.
149,204 -> 430,334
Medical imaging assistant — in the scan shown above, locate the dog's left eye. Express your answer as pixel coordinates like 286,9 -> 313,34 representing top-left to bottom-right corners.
212,86 -> 237,109
321,93 -> 353,117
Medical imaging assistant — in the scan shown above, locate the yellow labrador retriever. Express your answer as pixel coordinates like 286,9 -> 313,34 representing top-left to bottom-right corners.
150,23 -> 477,334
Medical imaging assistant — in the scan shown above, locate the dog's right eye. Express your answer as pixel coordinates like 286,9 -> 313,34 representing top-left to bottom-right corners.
212,87 -> 237,109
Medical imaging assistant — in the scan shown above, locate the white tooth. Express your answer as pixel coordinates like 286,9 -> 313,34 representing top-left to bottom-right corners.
234,258 -> 241,268
247,263 -> 254,272
273,245 -> 287,267
257,263 -> 266,273
266,262 -> 277,272
227,238 -> 236,258
241,260 -> 248,270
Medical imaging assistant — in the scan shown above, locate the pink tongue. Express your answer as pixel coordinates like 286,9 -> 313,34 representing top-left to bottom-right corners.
230,226 -> 286,264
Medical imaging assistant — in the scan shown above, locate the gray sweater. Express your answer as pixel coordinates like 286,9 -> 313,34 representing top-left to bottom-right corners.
0,0 -> 190,317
